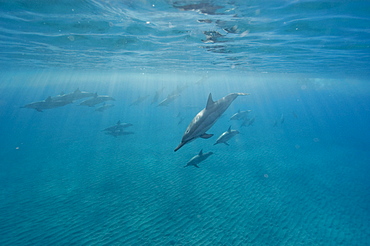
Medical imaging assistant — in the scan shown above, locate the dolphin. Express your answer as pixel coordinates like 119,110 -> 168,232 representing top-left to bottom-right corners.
157,94 -> 180,107
151,91 -> 160,105
230,109 -> 251,121
103,120 -> 133,132
95,104 -> 114,112
151,87 -> 165,105
80,93 -> 115,107
214,126 -> 239,146
174,92 -> 249,152
184,149 -> 213,168
248,116 -> 255,126
52,88 -> 95,102
169,84 -> 189,97
21,96 -> 72,112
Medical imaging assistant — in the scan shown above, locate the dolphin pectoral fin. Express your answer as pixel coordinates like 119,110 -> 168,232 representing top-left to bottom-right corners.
200,133 -> 213,139
36,108 -> 43,112
195,164 -> 200,168
224,142 -> 229,146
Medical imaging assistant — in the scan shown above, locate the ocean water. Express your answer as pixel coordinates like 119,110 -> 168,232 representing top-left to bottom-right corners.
1,0 -> 370,245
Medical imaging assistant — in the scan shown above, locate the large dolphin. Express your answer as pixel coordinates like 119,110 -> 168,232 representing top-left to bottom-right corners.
21,96 -> 72,112
214,126 -> 239,146
184,149 -> 213,168
174,92 -> 249,152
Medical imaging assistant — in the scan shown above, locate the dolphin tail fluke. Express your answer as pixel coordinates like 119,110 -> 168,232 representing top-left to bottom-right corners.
200,133 -> 213,139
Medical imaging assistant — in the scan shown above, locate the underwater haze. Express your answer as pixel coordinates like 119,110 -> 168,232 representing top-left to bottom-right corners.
1,0 -> 370,245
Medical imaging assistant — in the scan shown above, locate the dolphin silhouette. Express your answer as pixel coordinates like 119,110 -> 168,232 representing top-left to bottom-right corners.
80,93 -> 115,107
21,96 -> 72,112
214,126 -> 239,146
184,149 -> 213,168
174,92 -> 249,152
52,88 -> 94,102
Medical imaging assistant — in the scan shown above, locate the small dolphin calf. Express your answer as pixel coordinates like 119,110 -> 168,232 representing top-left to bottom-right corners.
52,88 -> 94,102
80,93 -> 115,107
157,94 -> 180,107
95,104 -> 114,112
230,109 -> 251,121
214,126 -> 239,146
174,92 -> 249,152
184,149 -> 213,168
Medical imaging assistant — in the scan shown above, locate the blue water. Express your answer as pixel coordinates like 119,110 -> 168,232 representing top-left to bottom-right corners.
1,1 -> 370,245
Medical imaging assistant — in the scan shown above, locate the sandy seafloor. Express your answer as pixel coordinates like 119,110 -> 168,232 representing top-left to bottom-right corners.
0,71 -> 369,245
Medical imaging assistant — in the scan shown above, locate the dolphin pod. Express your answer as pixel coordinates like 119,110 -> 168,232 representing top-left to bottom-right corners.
174,92 -> 249,152
21,88 -> 112,112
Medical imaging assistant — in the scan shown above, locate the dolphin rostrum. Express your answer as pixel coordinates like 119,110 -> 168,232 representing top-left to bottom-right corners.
184,149 -> 213,168
214,126 -> 239,146
174,92 -> 249,152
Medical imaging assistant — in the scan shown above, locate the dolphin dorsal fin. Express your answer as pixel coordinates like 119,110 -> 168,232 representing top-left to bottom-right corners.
45,96 -> 52,102
206,93 -> 214,109
94,93 -> 98,98
199,149 -> 203,156
74,88 -> 81,93
228,126 -> 231,132
60,91 -> 65,95
117,120 -> 121,125
238,109 -> 240,113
